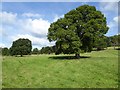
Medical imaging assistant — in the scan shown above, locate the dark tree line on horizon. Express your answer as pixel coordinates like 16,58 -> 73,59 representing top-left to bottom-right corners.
1,34 -> 120,56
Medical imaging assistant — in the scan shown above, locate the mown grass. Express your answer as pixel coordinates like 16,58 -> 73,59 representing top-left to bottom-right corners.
2,48 -> 119,88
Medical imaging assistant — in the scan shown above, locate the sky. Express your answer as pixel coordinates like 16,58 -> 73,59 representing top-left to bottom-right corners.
0,2 -> 119,49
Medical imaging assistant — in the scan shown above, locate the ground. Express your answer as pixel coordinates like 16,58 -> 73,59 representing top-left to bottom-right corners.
2,47 -> 119,88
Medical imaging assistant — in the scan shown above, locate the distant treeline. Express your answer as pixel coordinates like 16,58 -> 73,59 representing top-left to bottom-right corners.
0,46 -> 55,56
1,34 -> 120,56
32,46 -> 55,55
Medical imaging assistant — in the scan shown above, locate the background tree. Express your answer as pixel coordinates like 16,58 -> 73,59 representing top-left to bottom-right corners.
0,47 -> 2,55
47,5 -> 109,58
106,34 -> 120,49
118,34 -> 120,46
2,47 -> 9,56
94,36 -> 107,50
40,46 -> 55,54
32,48 -> 39,54
106,36 -> 112,47
40,46 -> 51,54
10,38 -> 32,57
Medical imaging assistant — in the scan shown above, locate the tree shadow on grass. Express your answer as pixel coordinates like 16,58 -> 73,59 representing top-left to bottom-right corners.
116,48 -> 120,50
49,55 -> 91,60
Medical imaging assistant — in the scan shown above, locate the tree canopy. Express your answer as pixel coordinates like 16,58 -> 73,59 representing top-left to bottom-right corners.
94,36 -> 108,50
10,38 -> 32,57
47,5 -> 109,58
2,47 -> 9,56
32,48 -> 39,54
107,34 -> 120,49
40,46 -> 55,54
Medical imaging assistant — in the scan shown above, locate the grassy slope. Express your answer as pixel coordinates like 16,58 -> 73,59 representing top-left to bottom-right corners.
2,48 -> 118,88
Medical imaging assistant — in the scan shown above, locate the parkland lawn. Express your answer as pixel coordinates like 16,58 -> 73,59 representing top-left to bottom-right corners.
2,48 -> 119,88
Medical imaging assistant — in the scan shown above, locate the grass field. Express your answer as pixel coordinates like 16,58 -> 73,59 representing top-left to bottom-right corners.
2,48 -> 119,88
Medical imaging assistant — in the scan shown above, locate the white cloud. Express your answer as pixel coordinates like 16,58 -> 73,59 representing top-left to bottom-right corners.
99,2 -> 118,12
99,2 -> 118,18
108,16 -> 118,28
1,11 -> 50,37
113,17 -> 118,22
0,43 -> 6,48
30,19 -> 50,36
108,22 -> 115,28
0,29 -> 2,34
53,14 -> 64,22
0,11 -> 17,25
1,11 -> 54,48
20,18 -> 50,36
22,13 -> 41,18
0,29 -> 7,36
113,16 -> 120,23
11,34 -> 55,49
106,16 -> 118,36
108,16 -> 120,28
13,15 -> 49,36
99,2 -> 118,36
81,2 -> 88,5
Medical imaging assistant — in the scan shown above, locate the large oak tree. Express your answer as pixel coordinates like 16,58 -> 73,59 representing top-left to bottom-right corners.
47,5 -> 109,58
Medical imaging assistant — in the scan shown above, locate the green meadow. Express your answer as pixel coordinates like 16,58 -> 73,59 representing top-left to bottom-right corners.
2,48 -> 119,88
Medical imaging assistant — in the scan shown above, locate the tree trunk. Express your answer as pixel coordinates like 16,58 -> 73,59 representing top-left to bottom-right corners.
21,54 -> 23,57
114,43 -> 116,50
75,54 -> 80,59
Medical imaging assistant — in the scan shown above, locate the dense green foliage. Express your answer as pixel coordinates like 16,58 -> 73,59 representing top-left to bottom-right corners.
40,46 -> 55,54
2,48 -> 118,88
48,5 -> 109,57
94,36 -> 108,50
1,34 -> 119,56
32,48 -> 39,54
107,34 -> 120,47
32,34 -> 120,54
0,47 -> 2,55
9,38 -> 32,56
2,47 -> 9,56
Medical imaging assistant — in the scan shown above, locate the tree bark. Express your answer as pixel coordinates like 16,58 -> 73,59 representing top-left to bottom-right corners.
21,54 -> 23,57
75,54 -> 80,59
